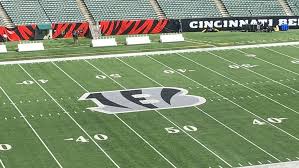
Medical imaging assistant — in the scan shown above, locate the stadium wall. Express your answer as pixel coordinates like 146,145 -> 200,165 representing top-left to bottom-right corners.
0,25 -> 37,41
1,17 -> 299,41
52,22 -> 89,38
99,19 -> 177,35
99,16 -> 299,35
0,22 -> 90,41
182,16 -> 299,31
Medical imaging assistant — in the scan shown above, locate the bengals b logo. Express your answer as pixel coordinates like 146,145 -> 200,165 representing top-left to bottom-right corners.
79,87 -> 206,114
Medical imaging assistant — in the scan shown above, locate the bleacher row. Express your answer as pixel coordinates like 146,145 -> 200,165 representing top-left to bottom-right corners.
0,0 -> 299,25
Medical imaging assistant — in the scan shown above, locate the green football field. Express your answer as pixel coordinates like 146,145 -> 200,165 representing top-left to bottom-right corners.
0,42 -> 298,168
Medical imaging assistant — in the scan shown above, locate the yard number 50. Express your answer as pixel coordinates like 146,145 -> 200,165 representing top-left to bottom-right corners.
165,125 -> 198,134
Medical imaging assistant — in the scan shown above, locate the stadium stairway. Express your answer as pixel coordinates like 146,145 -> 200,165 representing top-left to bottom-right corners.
76,0 -> 101,39
76,0 -> 95,23
149,0 -> 166,19
277,0 -> 294,16
287,0 -> 299,15
0,3 -> 14,28
214,0 -> 230,17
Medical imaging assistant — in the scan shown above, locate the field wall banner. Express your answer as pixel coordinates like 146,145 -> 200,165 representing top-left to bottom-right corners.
0,22 -> 90,41
99,19 -> 179,35
0,25 -> 37,41
182,16 -> 299,31
99,17 -> 299,35
52,22 -> 89,38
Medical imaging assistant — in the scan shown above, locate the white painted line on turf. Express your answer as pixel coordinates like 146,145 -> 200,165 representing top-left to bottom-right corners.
18,64 -> 121,168
0,87 -> 63,168
265,47 -> 298,60
86,59 -> 233,167
117,57 -> 281,162
114,114 -> 178,168
115,57 -> 235,166
207,51 -> 299,93
146,56 -> 299,141
52,62 -> 177,168
239,160 -> 299,168
185,52 -> 299,114
203,52 -> 299,115
0,159 -> 5,168
236,49 -> 299,76
1,41 -> 299,65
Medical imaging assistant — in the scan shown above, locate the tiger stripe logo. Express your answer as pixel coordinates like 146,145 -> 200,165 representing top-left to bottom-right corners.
79,87 -> 206,114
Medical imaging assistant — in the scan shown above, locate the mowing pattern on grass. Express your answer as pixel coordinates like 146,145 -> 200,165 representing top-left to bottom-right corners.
0,45 -> 298,168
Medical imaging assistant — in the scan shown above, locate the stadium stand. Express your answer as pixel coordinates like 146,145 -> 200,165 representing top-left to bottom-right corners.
221,0 -> 286,17
0,0 -> 294,26
156,0 -> 221,19
39,0 -> 85,23
287,0 -> 299,15
0,3 -> 14,28
84,0 -> 158,21
0,0 -> 50,25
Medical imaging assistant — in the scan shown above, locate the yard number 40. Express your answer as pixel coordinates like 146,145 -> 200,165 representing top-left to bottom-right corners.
17,79 -> 48,85
253,117 -> 287,126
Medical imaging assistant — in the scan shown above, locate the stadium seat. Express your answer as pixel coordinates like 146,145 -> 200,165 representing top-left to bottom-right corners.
287,0 -> 299,15
221,0 -> 285,17
39,0 -> 85,23
84,0 -> 158,21
156,0 -> 222,19
0,0 -> 50,25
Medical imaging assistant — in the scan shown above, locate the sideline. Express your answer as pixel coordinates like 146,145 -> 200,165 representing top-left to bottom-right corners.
239,160 -> 299,168
0,41 -> 298,65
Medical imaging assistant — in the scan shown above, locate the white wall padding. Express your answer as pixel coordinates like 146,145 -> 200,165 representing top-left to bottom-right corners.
91,38 -> 117,47
0,45 -> 7,53
18,43 -> 45,52
160,34 -> 185,43
126,36 -> 151,45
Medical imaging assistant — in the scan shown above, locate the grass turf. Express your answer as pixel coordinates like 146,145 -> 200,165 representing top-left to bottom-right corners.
0,42 -> 298,167
1,30 -> 299,61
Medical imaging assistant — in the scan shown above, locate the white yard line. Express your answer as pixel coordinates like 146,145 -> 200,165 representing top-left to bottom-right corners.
1,42 -> 299,65
235,49 -> 299,76
0,87 -> 63,168
116,57 -> 281,162
0,159 -> 5,168
265,47 -> 298,60
84,59 -> 233,167
18,64 -> 120,168
146,56 -> 299,141
203,51 -> 299,115
207,51 -> 299,93
239,160 -> 299,168
51,62 -> 177,168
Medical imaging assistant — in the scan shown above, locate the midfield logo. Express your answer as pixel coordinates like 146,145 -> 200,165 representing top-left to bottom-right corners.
79,87 -> 206,114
